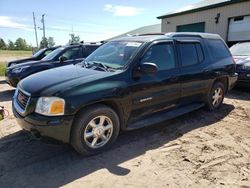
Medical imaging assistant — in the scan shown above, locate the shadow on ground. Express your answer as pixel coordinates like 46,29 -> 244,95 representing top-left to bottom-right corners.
0,89 -> 15,102
0,104 -> 234,187
226,86 -> 250,101
0,80 -> 7,85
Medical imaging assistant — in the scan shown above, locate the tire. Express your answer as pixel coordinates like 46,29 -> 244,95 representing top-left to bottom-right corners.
71,104 -> 120,156
206,82 -> 225,111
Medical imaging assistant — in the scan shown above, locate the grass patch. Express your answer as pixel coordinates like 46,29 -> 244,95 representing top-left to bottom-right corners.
0,63 -> 6,76
0,50 -> 32,57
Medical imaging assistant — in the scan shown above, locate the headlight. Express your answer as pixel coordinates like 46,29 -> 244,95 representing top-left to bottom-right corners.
12,66 -> 29,73
35,97 -> 65,116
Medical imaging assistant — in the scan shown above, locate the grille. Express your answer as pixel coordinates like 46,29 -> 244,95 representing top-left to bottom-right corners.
17,89 -> 30,110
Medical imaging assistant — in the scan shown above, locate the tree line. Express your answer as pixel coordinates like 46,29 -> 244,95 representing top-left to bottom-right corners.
0,34 -> 81,51
0,37 -> 56,51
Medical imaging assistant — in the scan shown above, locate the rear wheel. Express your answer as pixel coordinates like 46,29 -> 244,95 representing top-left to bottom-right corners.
71,105 -> 120,156
206,82 -> 225,111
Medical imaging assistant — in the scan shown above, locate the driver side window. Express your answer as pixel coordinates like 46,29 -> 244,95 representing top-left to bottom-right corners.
60,47 -> 82,60
141,43 -> 175,71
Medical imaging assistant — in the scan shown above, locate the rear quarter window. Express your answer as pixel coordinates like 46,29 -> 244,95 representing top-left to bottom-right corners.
207,39 -> 231,60
178,42 -> 204,67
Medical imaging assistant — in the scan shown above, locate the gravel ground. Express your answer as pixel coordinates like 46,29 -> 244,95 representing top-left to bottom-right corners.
0,76 -> 249,188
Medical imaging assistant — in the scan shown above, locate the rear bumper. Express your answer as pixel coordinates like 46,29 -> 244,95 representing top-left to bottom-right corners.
12,103 -> 74,143
228,73 -> 238,90
236,71 -> 250,87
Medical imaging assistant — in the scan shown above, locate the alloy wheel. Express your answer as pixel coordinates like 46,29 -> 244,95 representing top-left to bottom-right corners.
83,115 -> 113,149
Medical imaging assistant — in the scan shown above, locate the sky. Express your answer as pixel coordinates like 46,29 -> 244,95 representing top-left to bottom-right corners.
0,0 -> 199,47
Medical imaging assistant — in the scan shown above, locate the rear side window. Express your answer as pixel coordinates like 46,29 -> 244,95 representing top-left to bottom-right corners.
178,43 -> 204,67
207,39 -> 231,60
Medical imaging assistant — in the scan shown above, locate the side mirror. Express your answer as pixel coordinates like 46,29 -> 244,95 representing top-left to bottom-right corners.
59,56 -> 67,62
139,62 -> 158,74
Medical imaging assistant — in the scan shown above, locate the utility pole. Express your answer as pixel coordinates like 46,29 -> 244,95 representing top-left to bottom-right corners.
41,14 -> 46,47
32,12 -> 39,49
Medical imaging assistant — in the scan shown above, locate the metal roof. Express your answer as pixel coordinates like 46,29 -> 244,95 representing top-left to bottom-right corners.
107,24 -> 161,40
157,0 -> 249,19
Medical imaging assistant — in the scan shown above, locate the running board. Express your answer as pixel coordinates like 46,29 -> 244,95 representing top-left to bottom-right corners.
126,103 -> 205,130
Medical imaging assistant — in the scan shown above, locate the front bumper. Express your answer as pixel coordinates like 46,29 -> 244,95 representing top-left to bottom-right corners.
5,69 -> 21,87
12,103 -> 74,143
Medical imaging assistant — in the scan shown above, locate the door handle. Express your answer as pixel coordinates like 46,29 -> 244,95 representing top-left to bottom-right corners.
170,76 -> 178,82
203,70 -> 210,74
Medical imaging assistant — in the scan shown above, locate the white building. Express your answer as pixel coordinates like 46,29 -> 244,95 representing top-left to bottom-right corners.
157,0 -> 250,45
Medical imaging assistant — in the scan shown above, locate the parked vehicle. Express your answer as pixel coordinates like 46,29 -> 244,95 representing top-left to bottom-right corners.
6,46 -> 60,67
12,33 -> 237,155
6,43 -> 101,87
230,42 -> 250,87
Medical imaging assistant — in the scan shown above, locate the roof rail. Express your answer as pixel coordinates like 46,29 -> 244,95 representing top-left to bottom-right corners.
137,33 -> 166,36
166,32 -> 221,39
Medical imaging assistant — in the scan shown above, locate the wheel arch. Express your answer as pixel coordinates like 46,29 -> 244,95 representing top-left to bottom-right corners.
213,76 -> 229,93
70,100 -> 126,142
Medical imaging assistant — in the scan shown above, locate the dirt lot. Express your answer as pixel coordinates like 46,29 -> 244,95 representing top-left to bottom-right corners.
0,76 -> 249,188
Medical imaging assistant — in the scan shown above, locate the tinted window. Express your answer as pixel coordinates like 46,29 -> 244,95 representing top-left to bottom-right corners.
141,43 -> 175,71
85,46 -> 99,56
61,47 -> 82,60
179,43 -> 198,66
207,39 -> 231,60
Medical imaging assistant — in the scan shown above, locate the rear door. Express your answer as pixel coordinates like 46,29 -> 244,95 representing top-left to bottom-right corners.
130,41 -> 181,119
176,39 -> 210,104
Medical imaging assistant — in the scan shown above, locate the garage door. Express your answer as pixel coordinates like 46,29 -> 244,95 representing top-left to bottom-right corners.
228,16 -> 250,42
176,22 -> 205,32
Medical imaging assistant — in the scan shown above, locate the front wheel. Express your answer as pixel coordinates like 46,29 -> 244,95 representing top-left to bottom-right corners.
206,82 -> 225,111
71,105 -> 120,156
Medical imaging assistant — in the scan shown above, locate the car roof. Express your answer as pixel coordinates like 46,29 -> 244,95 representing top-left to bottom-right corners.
112,32 -> 222,43
63,43 -> 101,48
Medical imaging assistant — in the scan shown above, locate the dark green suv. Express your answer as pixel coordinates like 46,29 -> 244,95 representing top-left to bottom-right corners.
12,33 -> 238,155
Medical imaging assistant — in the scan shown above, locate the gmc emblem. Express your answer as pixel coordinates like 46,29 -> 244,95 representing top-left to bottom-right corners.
18,93 -> 24,103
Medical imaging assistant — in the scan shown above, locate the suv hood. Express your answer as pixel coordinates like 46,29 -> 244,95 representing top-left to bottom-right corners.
7,60 -> 46,70
19,64 -> 113,96
7,57 -> 36,67
233,56 -> 250,64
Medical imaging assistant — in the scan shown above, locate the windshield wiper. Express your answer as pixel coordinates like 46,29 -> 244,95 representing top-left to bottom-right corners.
85,61 -> 115,72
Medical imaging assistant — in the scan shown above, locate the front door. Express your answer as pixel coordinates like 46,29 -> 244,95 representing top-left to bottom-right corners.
130,41 -> 181,120
55,47 -> 84,67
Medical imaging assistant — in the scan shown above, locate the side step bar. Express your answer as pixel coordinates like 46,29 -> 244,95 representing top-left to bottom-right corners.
126,103 -> 205,130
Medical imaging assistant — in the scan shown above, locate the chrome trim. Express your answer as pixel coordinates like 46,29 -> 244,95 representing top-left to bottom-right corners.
13,86 -> 31,116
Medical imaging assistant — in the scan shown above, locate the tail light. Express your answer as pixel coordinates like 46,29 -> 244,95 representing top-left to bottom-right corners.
232,57 -> 236,64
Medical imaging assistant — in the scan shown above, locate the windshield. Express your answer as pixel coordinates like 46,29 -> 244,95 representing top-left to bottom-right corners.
230,43 -> 250,56
32,48 -> 46,58
84,41 -> 143,69
42,47 -> 65,61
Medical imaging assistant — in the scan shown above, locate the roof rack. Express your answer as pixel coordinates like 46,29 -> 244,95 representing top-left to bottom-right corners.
166,32 -> 221,39
137,33 -> 166,36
